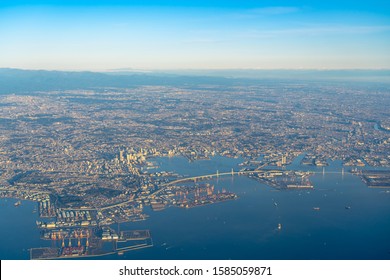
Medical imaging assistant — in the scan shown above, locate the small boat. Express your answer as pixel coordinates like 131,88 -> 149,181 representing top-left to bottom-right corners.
345,206 -> 351,210
14,201 -> 21,207
274,202 -> 278,207
313,207 -> 320,211
277,223 -> 282,230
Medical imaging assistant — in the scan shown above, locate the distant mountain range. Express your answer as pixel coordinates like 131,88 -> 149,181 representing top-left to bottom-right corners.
0,68 -> 389,94
0,68 -> 236,94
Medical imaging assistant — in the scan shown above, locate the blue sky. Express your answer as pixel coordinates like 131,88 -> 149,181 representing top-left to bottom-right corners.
0,1 -> 389,70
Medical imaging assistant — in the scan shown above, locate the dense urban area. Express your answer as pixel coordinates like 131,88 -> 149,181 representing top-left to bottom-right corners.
1,79 -> 389,258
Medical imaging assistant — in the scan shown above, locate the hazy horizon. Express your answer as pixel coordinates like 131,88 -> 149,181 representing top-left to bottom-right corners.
2,67 -> 390,72
1,68 -> 389,96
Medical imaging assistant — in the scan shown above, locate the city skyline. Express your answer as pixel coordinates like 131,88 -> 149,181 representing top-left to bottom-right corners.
1,0 -> 389,71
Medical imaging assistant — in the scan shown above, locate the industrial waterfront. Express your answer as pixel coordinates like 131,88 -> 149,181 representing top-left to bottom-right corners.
1,155 -> 390,260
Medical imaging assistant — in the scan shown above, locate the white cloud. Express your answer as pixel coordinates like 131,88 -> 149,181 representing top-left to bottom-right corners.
249,6 -> 301,15
243,25 -> 390,38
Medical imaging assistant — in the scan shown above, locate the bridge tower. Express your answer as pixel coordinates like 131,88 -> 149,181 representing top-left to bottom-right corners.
231,168 -> 234,176
86,231 -> 90,247
217,170 -> 219,178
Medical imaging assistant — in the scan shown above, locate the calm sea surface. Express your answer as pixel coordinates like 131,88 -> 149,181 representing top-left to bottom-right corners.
1,155 -> 390,260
